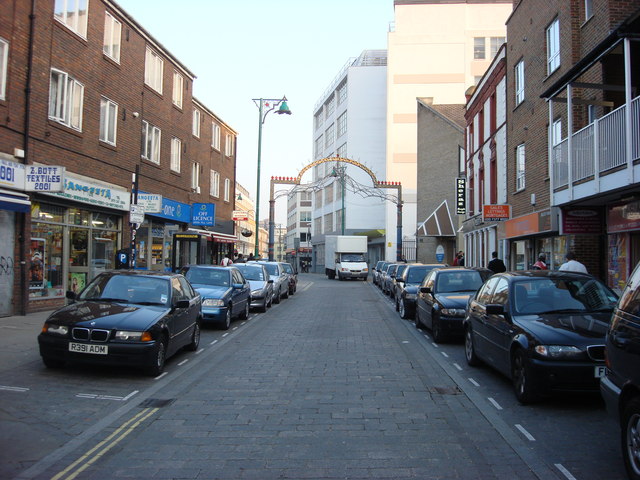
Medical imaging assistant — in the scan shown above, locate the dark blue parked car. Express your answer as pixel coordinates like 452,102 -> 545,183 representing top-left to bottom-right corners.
181,265 -> 251,330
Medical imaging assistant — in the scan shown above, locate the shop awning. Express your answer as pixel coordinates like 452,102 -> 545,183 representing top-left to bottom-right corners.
416,200 -> 455,237
187,228 -> 238,244
0,189 -> 30,213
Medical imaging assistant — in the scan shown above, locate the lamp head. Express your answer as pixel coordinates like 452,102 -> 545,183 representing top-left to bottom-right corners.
276,98 -> 292,115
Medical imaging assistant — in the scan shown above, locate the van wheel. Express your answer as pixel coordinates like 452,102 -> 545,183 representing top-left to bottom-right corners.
622,397 -> 640,480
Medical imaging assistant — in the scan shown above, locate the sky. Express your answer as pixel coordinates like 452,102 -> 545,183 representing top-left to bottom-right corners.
116,0 -> 395,224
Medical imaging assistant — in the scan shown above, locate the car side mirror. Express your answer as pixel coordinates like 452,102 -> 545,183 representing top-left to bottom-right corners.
396,278 -> 405,284
175,299 -> 190,309
420,286 -> 432,294
232,283 -> 243,289
486,304 -> 505,315
268,279 -> 274,284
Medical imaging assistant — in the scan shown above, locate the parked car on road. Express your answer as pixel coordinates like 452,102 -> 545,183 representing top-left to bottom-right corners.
464,270 -> 618,404
253,261 -> 288,304
280,262 -> 298,295
181,265 -> 251,330
37,270 -> 202,376
388,263 -> 409,300
379,263 -> 398,293
601,261 -> 640,480
233,263 -> 274,312
395,264 -> 446,319
415,267 -> 492,342
373,261 -> 390,286
382,264 -> 399,296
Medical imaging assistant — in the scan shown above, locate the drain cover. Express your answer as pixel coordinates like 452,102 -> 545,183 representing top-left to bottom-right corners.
430,386 -> 462,395
138,398 -> 175,408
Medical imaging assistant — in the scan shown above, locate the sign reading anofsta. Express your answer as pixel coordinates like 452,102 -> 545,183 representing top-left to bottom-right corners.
43,172 -> 130,211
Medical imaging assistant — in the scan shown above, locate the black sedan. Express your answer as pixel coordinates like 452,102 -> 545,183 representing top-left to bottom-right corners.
464,271 -> 619,403
415,267 -> 493,342
38,271 -> 202,376
395,264 -> 446,319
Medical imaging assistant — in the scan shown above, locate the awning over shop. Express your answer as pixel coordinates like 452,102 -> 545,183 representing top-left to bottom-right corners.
0,188 -> 30,213
416,200 -> 455,237
187,228 -> 238,244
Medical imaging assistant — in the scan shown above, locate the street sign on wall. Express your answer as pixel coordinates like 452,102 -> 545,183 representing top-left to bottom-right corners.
233,210 -> 249,221
455,178 -> 466,214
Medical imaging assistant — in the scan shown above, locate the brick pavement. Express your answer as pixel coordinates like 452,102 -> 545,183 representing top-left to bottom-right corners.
18,275 -> 551,479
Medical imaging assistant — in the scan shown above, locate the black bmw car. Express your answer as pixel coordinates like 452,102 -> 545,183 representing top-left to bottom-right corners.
464,270 -> 618,403
38,271 -> 202,376
415,267 -> 493,342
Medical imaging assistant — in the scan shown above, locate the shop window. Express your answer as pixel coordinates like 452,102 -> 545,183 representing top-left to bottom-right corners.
29,225 -> 64,298
69,228 -> 88,267
69,208 -> 89,226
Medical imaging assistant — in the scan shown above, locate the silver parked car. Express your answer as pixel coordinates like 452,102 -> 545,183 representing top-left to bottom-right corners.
234,263 -> 274,312
252,261 -> 288,304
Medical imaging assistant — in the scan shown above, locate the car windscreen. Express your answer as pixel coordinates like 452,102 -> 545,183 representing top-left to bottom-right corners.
407,267 -> 432,284
512,277 -> 619,315
235,266 -> 264,281
80,274 -> 170,305
184,268 -> 230,287
435,271 -> 485,293
262,263 -> 278,276
341,253 -> 365,262
282,264 -> 294,274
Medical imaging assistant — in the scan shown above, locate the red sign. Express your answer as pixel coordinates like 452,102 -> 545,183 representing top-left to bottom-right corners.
608,200 -> 640,233
483,204 -> 510,222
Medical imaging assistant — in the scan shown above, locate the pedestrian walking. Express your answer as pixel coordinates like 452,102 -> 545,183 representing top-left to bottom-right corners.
235,253 -> 246,263
247,253 -> 255,262
456,251 -> 465,266
487,251 -> 506,274
559,252 -> 588,274
532,253 -> 548,270
221,254 -> 233,266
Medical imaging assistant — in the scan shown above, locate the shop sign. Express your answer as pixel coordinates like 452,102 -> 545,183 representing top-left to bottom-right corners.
129,204 -> 145,224
44,172 -> 130,210
505,209 -> 556,239
153,197 -> 191,223
455,178 -> 466,214
0,159 -> 25,190
136,193 -> 162,213
483,204 -> 510,222
561,207 -> 603,234
608,200 -> 640,233
435,245 -> 445,263
25,165 -> 65,192
233,210 -> 249,221
192,203 -> 215,226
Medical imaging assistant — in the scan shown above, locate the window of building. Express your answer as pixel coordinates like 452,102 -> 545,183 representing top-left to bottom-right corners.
315,135 -> 323,158
515,60 -> 525,105
300,211 -> 311,222
225,133 -> 234,156
49,69 -> 84,131
337,143 -> 347,158
192,109 -> 200,137
474,37 -> 485,59
103,12 -> 121,62
142,120 -> 161,164
314,110 -> 323,131
0,38 -> 8,100
325,123 -> 335,148
212,123 -> 220,150
584,0 -> 593,21
170,137 -> 181,172
516,144 -> 526,191
325,96 -> 335,119
144,47 -> 163,94
547,18 -> 560,74
551,118 -> 562,146
210,170 -> 220,197
490,37 -> 505,58
191,162 -> 200,191
337,81 -> 347,105
54,0 -> 88,38
337,112 -> 347,138
99,97 -> 118,145
172,71 -> 183,108
224,178 -> 230,202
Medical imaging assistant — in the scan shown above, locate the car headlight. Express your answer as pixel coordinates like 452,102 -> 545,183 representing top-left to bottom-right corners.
534,345 -> 583,359
441,308 -> 466,317
42,323 -> 68,336
115,330 -> 152,342
251,289 -> 263,297
202,298 -> 224,307
363,268 -> 368,272
405,293 -> 416,300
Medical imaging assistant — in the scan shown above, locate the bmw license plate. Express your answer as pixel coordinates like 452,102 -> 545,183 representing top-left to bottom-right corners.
594,366 -> 606,378
69,342 -> 108,355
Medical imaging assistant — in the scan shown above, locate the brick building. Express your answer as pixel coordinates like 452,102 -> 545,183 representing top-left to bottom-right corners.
0,1 -> 238,315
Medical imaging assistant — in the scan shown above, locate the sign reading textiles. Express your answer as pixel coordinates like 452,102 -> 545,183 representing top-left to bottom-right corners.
25,165 -> 65,192
44,172 -> 130,210
192,203 -> 215,226
483,204 -> 510,222
455,178 -> 466,214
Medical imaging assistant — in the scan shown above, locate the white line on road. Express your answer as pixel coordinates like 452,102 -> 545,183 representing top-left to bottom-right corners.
402,341 -> 409,344
453,363 -> 462,371
195,348 -> 204,354
431,342 -> 438,347
488,397 -> 503,410
0,385 -> 29,392
222,333 -> 229,337
555,464 -> 577,480
177,359 -> 189,366
441,351 -> 449,358
121,390 -> 138,401
154,372 -> 168,380
468,378 -> 480,386
232,327 -> 239,331
515,424 -> 536,441
210,340 -> 218,345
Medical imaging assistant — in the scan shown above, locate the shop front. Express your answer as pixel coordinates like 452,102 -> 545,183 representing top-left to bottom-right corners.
30,172 -> 129,310
505,208 -> 562,271
606,198 -> 640,293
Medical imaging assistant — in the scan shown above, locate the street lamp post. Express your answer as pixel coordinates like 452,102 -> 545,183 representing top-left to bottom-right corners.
252,97 -> 291,258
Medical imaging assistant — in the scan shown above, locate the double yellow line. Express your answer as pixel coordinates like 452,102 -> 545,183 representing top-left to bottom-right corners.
51,407 -> 159,480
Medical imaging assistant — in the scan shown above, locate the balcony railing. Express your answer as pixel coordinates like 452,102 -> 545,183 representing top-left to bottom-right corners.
553,94 -> 640,189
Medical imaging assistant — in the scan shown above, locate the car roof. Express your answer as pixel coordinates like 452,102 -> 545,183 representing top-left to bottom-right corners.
493,270 -> 594,280
103,270 -> 178,279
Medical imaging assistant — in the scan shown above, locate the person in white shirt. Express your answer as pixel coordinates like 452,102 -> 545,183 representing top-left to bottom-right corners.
559,252 -> 588,274
221,255 -> 233,266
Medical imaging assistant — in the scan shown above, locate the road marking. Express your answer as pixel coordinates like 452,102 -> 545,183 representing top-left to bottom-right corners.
441,351 -> 449,358
431,342 -> 438,347
488,397 -> 503,410
121,390 -> 138,401
195,348 -> 204,355
453,363 -> 462,371
240,321 -> 247,325
555,464 -> 577,480
468,378 -> 480,386
232,327 -> 239,331
210,339 -> 218,345
75,390 -> 138,402
0,385 -> 29,392
222,333 -> 229,337
515,424 -> 536,441
177,359 -> 189,366
51,407 -> 159,480
154,372 -> 168,380
402,340 -> 409,344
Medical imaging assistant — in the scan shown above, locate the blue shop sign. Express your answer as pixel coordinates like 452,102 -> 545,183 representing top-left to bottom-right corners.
139,191 -> 191,223
192,203 -> 215,226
